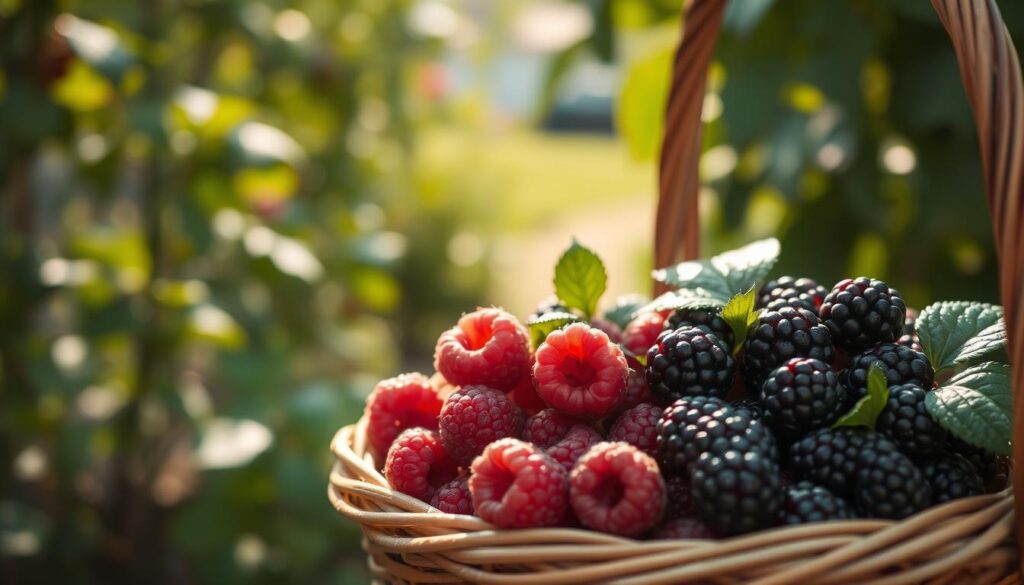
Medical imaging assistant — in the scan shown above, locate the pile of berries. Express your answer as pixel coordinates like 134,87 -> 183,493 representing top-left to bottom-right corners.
364,272 -> 1005,539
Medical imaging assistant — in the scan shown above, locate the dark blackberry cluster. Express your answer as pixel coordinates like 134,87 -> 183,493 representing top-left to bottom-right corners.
730,399 -> 764,420
819,277 -> 907,352
854,437 -> 932,519
759,358 -> 845,438
876,384 -> 946,455
692,445 -> 783,535
788,427 -> 875,499
758,276 -> 828,312
742,306 -> 834,388
781,481 -> 854,525
947,437 -> 1002,489
839,343 -> 934,407
919,454 -> 985,505
646,327 -> 735,405
666,306 -> 735,347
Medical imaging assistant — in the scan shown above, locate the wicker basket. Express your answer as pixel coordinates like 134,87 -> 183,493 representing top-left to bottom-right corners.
329,0 -> 1024,582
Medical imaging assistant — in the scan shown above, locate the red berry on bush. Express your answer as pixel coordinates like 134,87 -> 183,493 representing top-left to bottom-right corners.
533,323 -> 627,419
469,438 -> 568,528
384,427 -> 458,502
434,308 -> 531,391
439,385 -> 524,465
365,373 -> 444,462
569,442 -> 666,537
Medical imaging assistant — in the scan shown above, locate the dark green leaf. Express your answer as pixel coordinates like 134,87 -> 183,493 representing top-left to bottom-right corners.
636,289 -> 726,317
527,311 -> 581,350
553,240 -> 607,319
917,301 -> 1005,372
925,362 -> 1012,455
652,238 -> 780,302
834,362 -> 889,430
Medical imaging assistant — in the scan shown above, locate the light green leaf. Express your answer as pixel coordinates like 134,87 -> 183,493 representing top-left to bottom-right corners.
616,43 -> 672,161
925,362 -> 1012,455
554,240 -> 607,319
721,286 -> 761,353
652,238 -> 780,302
917,301 -> 1005,372
834,363 -> 889,430
527,311 -> 582,350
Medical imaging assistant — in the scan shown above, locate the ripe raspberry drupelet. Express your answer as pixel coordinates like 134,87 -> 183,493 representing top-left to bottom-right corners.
646,327 -> 735,404
546,424 -> 603,472
534,323 -> 628,419
434,307 -> 531,391
622,311 -> 669,357
470,438 -> 568,528
522,408 -> 583,448
570,442 -> 666,537
384,428 -> 458,502
819,277 -> 907,352
430,474 -> 473,515
608,403 -> 663,456
439,385 -> 524,465
618,357 -> 656,412
365,372 -> 444,461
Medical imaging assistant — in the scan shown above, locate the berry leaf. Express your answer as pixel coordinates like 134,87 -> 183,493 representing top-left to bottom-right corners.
721,286 -> 761,354
917,301 -> 1006,372
652,238 -> 780,302
635,288 -> 725,318
925,362 -> 1012,456
603,294 -> 649,329
833,363 -> 889,430
554,240 -> 607,319
526,311 -> 581,350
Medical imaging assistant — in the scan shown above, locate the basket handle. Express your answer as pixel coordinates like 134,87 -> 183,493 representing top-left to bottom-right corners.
657,0 -> 1024,564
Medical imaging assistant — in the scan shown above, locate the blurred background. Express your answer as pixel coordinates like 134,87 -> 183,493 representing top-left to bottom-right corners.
2,0 -> 1023,583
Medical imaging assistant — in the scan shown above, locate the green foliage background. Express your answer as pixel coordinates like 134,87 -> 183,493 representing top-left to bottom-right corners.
1,0 -> 1022,583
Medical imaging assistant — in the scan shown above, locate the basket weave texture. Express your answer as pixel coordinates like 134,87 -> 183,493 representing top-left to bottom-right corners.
330,0 -> 1024,582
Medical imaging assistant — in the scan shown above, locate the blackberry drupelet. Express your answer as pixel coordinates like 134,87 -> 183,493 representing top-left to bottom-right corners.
947,436 -> 1003,490
760,358 -> 846,438
876,384 -> 946,455
742,306 -> 834,389
840,343 -> 934,407
691,447 -> 783,536
646,327 -> 735,404
819,277 -> 907,352
656,396 -> 777,478
788,427 -> 878,499
758,276 -> 828,312
919,453 -> 985,505
854,436 -> 932,519
781,481 -> 854,525
666,306 -> 735,348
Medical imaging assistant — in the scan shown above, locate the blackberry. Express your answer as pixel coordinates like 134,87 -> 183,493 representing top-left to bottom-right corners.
656,397 -> 777,478
947,437 -> 1004,491
758,276 -> 828,312
919,453 -> 984,505
896,312 -> 922,352
692,447 -> 783,536
840,343 -> 934,407
819,277 -> 906,353
854,436 -> 932,519
742,306 -> 834,389
730,399 -> 764,420
788,427 -> 877,499
760,358 -> 845,438
781,481 -> 854,525
666,306 -> 735,347
646,327 -> 735,404
876,384 -> 946,455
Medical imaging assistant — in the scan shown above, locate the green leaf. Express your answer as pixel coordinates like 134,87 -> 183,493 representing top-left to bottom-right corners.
721,287 -> 761,353
616,42 -> 673,161
635,289 -> 726,318
834,363 -> 890,430
603,294 -> 649,329
925,362 -> 1012,455
652,238 -> 780,302
527,311 -> 581,350
553,240 -> 607,319
917,301 -> 1006,372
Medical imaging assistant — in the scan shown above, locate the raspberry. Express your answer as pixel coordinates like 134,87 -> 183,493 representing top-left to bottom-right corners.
365,373 -> 444,461
623,311 -> 669,357
742,306 -> 834,389
919,453 -> 985,505
618,357 -> 656,412
569,442 -> 666,537
546,424 -> 603,471
876,384 -> 946,455
590,318 -> 623,344
522,408 -> 582,448
434,308 -> 531,391
506,367 -> 546,418
656,396 -> 777,478
758,276 -> 828,312
692,446 -> 783,536
384,428 -> 458,502
819,277 -> 906,352
666,307 -> 735,347
781,481 -> 854,525
854,436 -> 932,519
439,385 -> 524,465
840,343 -> 934,407
430,474 -> 473,515
469,438 -> 568,528
760,358 -> 845,438
533,323 -> 628,419
646,327 -> 735,404
664,476 -> 694,519
608,403 -> 663,456
788,427 -> 877,499
429,372 -> 460,400
653,517 -> 716,539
